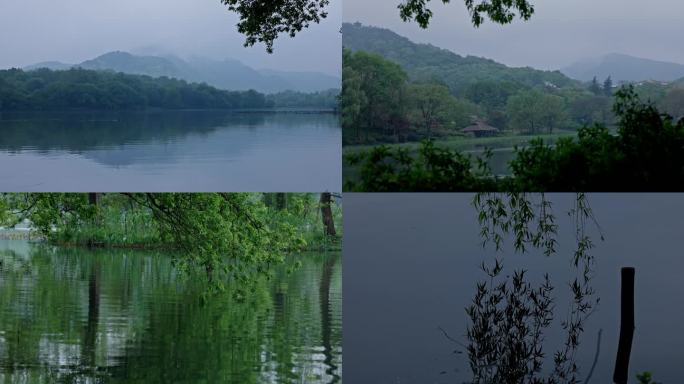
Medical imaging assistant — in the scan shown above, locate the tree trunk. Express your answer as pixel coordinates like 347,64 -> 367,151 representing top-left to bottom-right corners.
87,193 -> 102,247
88,193 -> 100,206
320,193 -> 336,237
275,193 -> 287,211
262,193 -> 274,207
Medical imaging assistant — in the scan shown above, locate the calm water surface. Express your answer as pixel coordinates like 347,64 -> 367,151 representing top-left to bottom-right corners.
0,240 -> 341,383
345,194 -> 684,384
0,111 -> 341,191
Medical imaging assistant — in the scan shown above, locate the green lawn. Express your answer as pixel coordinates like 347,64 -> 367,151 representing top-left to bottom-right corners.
343,131 -> 578,155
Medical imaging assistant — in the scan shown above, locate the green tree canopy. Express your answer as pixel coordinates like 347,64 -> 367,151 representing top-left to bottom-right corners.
0,68 -> 273,111
346,87 -> 684,191
220,0 -> 329,53
661,87 -> 684,120
341,49 -> 409,142
398,0 -> 534,28
221,0 -> 536,53
1,193 -> 343,296
506,89 -> 567,134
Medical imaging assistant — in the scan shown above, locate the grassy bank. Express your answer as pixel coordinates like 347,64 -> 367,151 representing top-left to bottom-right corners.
344,131 -> 577,154
3,193 -> 342,253
343,132 -> 578,188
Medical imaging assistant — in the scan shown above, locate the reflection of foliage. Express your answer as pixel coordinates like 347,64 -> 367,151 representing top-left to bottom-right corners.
0,111 -> 336,154
468,193 -> 601,383
636,371 -> 662,384
0,242 -> 342,384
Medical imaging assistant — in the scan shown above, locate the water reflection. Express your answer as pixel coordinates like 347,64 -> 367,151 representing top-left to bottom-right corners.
344,194 -> 684,384
0,111 -> 341,191
0,240 -> 342,383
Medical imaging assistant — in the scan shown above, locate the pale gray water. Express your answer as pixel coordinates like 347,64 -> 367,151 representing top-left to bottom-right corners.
0,111 -> 341,191
344,194 -> 684,384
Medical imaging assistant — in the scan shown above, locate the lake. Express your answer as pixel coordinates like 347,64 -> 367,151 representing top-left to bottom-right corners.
0,111 -> 341,191
0,240 -> 342,383
344,194 -> 684,384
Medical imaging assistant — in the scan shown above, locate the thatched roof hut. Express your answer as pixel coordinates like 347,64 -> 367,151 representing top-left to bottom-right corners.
462,121 -> 500,137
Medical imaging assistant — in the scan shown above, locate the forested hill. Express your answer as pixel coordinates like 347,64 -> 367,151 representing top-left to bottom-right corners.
24,51 -> 340,94
342,22 -> 578,95
0,68 -> 273,110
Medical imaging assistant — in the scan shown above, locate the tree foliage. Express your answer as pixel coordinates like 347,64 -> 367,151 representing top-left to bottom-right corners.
661,87 -> 684,120
398,0 -> 535,28
468,193 -> 600,383
342,48 -> 478,144
408,83 -> 474,138
220,0 -> 329,53
346,87 -> 684,191
219,0 -> 536,53
343,23 -> 574,95
506,89 -> 567,134
1,193 -> 341,297
0,68 -> 273,110
267,88 -> 340,109
342,24 -> 618,143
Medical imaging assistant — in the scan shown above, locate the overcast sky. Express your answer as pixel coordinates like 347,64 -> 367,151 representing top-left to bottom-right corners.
0,0 -> 341,76
344,0 -> 684,70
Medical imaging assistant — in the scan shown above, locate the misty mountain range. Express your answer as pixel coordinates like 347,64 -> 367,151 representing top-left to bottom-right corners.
343,23 -> 684,86
24,51 -> 340,94
561,53 -> 684,83
342,22 -> 578,94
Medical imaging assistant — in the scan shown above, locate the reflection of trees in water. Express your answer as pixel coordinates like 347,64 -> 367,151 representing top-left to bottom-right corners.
0,244 -> 342,384
0,111 -> 261,153
82,261 -> 100,371
0,111 -> 339,154
320,253 -> 340,383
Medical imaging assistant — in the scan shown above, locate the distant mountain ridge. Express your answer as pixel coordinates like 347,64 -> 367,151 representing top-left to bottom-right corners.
562,53 -> 684,83
23,51 -> 340,94
342,22 -> 578,95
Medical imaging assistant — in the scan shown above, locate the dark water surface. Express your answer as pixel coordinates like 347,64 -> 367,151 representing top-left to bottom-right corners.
344,194 -> 684,384
0,111 -> 341,191
0,240 -> 341,383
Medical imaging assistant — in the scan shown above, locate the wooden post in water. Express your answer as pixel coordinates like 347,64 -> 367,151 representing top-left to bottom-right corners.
613,267 -> 635,384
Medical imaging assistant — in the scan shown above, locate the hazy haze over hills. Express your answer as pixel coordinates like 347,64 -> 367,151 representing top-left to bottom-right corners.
24,51 -> 340,93
344,0 -> 684,71
562,53 -> 684,83
0,0 -> 341,77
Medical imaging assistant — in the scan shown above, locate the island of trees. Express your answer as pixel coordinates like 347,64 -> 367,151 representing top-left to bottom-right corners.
0,68 -> 272,110
0,68 -> 339,111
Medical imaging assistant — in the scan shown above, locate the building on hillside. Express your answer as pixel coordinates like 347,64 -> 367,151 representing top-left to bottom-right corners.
461,120 -> 500,138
